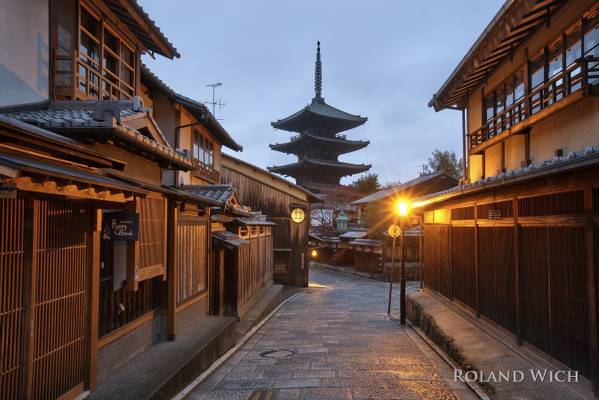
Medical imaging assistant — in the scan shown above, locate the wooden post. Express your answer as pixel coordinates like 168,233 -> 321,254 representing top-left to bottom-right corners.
448,220 -> 453,300
127,197 -> 140,291
86,207 -> 101,390
474,203 -> 480,318
167,200 -> 178,341
513,195 -> 523,345
22,197 -> 38,398
419,216 -> 424,290
585,187 -> 599,391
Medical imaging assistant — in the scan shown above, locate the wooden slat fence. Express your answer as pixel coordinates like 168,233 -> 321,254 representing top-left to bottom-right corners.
236,235 -> 273,312
176,215 -> 208,305
423,188 -> 594,379
1,197 -> 92,399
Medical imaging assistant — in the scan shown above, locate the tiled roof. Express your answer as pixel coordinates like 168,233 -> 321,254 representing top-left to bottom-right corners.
1,100 -> 191,168
339,230 -> 368,239
268,158 -> 371,174
0,114 -> 123,169
272,98 -> 367,134
181,184 -> 235,205
0,151 -> 146,194
415,147 -> 599,207
5,106 -> 143,129
352,172 -> 457,206
213,230 -> 249,248
349,238 -> 383,247
221,153 -> 321,203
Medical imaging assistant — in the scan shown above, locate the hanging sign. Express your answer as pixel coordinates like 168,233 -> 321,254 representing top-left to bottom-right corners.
387,224 -> 401,238
103,212 -> 139,241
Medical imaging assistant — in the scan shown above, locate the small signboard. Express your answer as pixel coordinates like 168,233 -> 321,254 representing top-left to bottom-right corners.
387,224 -> 401,238
102,212 -> 139,241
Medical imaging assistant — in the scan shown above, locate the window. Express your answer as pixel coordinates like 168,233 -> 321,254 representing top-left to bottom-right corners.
77,4 -> 136,100
584,10 -> 599,85
193,130 -> 215,169
584,11 -> 599,57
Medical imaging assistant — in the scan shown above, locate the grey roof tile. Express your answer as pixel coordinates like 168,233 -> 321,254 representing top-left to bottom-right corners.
181,184 -> 235,206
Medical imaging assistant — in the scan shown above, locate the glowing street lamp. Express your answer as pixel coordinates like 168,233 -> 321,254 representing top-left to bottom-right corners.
396,200 -> 410,217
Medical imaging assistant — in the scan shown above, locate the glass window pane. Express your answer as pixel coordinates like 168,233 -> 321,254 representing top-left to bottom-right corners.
80,33 -> 99,64
548,42 -> 563,78
104,29 -> 119,54
484,93 -> 494,121
80,8 -> 99,37
584,15 -> 599,56
529,51 -> 545,89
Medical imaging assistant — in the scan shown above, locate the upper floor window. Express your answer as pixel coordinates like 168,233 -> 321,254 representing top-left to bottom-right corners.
193,130 -> 215,169
77,4 -> 136,100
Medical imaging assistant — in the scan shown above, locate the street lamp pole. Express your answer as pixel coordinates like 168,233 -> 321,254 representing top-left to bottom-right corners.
387,235 -> 396,315
400,216 -> 406,325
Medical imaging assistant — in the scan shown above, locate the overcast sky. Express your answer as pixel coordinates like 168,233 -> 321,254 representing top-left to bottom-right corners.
140,0 -> 503,185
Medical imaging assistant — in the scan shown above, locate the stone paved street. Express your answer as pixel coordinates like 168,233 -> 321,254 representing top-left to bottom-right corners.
185,266 -> 478,400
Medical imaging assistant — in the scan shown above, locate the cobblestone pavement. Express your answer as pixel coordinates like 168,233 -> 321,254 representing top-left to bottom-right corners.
185,266 -> 477,400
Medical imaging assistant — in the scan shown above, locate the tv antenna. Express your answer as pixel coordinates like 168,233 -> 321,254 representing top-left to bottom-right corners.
205,82 -> 226,119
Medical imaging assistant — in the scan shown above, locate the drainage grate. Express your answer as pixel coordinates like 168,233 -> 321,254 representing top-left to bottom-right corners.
259,349 -> 296,359
249,389 -> 274,400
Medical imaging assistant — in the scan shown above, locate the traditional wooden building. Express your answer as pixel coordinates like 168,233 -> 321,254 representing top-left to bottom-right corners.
351,172 -> 458,229
139,66 -> 277,319
0,1 -> 256,398
220,153 -> 320,287
269,42 -> 370,191
421,0 -> 599,391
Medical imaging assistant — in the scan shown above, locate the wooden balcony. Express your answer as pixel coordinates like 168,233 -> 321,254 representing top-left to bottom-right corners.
192,159 -> 220,183
468,56 -> 599,154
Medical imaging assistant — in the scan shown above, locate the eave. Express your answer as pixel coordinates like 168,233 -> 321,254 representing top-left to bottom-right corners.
268,158 -> 371,177
270,132 -> 369,155
103,0 -> 180,58
429,0 -> 566,111
272,99 -> 367,134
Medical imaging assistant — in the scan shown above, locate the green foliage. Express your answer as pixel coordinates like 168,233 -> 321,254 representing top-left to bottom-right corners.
421,149 -> 462,179
351,173 -> 380,194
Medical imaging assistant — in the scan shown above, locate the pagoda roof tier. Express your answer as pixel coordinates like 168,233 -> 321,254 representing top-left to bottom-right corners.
268,158 -> 371,177
269,132 -> 369,155
271,98 -> 367,134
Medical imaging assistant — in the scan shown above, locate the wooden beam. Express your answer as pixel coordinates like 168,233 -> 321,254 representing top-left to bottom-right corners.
513,195 -> 522,345
22,198 -> 39,398
585,187 -> 599,391
127,197 -> 140,291
474,203 -> 480,318
166,200 -> 178,340
85,207 -> 101,390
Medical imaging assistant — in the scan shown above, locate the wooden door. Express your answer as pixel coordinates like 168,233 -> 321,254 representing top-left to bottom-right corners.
210,248 -> 224,316
0,197 -> 91,399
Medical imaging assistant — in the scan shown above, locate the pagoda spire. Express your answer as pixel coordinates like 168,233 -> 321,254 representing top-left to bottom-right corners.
314,41 -> 323,102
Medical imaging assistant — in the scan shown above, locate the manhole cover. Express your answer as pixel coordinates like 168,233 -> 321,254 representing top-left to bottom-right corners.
259,349 -> 296,359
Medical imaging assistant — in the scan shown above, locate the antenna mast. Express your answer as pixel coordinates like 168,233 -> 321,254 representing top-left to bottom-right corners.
205,82 -> 226,118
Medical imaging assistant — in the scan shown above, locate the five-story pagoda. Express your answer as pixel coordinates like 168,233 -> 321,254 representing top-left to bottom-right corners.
269,42 -> 370,192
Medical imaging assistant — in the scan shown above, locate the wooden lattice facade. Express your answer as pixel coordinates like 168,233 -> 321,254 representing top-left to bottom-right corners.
0,196 -> 95,399
421,169 -> 599,382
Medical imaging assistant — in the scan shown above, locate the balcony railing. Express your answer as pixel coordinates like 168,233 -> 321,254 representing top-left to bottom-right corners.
192,159 -> 219,182
468,56 -> 599,151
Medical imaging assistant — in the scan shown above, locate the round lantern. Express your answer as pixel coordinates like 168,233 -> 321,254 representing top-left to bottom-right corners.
291,208 -> 305,223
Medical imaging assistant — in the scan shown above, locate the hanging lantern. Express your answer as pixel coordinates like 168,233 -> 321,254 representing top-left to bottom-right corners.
291,208 -> 305,223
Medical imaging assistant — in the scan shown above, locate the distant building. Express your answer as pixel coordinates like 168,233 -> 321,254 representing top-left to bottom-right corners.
269,42 -> 370,192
